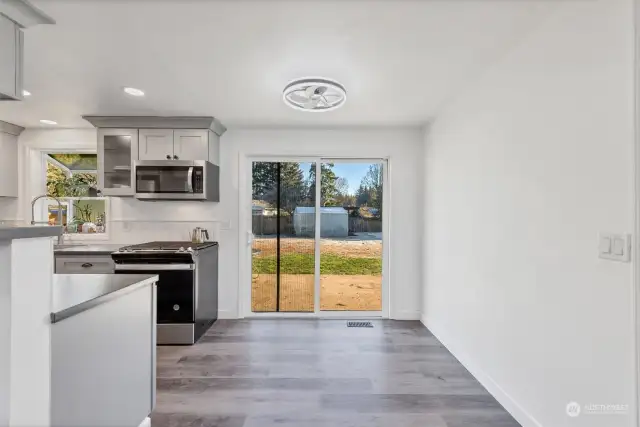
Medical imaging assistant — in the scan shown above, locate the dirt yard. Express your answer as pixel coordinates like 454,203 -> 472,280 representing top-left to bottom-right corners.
251,274 -> 382,312
251,237 -> 382,312
253,237 -> 382,258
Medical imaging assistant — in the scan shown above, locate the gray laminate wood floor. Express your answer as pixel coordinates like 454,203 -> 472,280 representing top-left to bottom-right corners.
152,320 -> 520,427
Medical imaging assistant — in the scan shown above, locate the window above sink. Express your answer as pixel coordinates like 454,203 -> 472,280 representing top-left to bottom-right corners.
43,152 -> 109,239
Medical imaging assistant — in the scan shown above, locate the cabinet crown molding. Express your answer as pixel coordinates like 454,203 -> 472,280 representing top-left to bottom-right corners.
0,0 -> 55,28
82,116 -> 227,136
0,120 -> 24,136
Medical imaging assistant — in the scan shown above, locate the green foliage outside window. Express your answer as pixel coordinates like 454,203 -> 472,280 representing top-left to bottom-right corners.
47,162 -> 98,197
45,154 -> 105,233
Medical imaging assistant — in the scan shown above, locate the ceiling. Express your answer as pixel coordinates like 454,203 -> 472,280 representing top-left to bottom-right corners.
0,0 -> 558,129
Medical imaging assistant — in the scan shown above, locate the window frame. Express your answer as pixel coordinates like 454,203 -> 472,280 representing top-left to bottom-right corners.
41,151 -> 109,241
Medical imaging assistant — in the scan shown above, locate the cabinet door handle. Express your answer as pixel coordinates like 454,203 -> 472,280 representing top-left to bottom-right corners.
81,263 -> 93,268
166,155 -> 171,159
173,155 -> 179,160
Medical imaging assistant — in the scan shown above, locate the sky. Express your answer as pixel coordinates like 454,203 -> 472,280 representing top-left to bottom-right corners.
332,163 -> 372,194
299,162 -> 374,195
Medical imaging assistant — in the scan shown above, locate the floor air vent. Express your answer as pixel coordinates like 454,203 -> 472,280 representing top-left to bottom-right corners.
347,321 -> 373,328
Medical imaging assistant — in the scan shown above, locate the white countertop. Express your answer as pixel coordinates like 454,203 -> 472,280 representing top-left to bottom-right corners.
54,244 -> 125,255
0,225 -> 62,240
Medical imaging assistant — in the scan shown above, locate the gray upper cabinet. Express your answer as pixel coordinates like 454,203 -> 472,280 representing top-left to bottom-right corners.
139,129 -> 174,160
173,130 -> 209,160
0,2 -> 55,100
140,129 -> 210,161
0,15 -> 23,100
85,117 -> 226,197
98,129 -> 138,196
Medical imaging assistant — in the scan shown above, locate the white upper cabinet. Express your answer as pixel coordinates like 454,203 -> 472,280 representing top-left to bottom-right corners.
0,131 -> 18,197
139,129 -> 174,160
173,130 -> 208,161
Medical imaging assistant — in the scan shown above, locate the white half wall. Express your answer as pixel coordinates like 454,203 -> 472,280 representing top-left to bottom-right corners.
15,127 -> 423,319
422,1 -> 635,427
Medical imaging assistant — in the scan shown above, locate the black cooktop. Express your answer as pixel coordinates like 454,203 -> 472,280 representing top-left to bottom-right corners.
121,241 -> 218,251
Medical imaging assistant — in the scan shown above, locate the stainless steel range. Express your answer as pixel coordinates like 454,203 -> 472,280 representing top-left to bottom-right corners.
112,241 -> 218,345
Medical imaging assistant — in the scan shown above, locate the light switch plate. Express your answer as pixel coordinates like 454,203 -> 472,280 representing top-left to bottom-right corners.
612,237 -> 625,256
599,236 -> 612,254
599,233 -> 631,262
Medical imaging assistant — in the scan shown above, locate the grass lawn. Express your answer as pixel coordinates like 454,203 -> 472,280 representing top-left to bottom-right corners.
252,253 -> 381,275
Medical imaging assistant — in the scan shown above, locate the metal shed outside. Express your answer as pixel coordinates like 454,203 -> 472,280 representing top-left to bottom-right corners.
293,207 -> 348,237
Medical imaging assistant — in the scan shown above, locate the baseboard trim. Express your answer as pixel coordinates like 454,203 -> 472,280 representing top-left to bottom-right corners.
217,310 -> 237,319
391,310 -> 421,320
221,310 -> 420,320
420,315 -> 544,427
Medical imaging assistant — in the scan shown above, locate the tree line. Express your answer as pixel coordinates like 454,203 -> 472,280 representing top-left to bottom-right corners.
252,162 -> 383,216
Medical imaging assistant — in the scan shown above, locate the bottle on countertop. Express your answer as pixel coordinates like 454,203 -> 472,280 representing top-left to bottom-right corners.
96,214 -> 105,234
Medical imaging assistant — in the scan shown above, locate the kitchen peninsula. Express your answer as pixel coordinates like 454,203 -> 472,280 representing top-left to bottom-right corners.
0,225 -> 158,427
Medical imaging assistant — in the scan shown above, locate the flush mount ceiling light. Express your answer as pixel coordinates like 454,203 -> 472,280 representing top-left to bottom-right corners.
40,119 -> 57,125
22,90 -> 31,97
283,77 -> 346,112
123,87 -> 145,97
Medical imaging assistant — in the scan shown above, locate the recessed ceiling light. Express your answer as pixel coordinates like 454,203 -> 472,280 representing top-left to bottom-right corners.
40,119 -> 57,125
283,77 -> 346,112
22,90 -> 31,97
123,87 -> 145,97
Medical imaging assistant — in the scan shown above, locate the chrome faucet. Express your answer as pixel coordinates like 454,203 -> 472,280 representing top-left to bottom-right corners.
31,194 -> 65,245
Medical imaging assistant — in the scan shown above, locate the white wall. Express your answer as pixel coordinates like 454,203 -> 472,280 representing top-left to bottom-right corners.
0,242 -> 10,426
226,128 -> 423,319
422,1 -> 635,427
15,127 -> 422,319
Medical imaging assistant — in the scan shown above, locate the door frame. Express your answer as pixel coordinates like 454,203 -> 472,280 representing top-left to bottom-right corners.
238,154 -> 390,318
634,0 -> 640,424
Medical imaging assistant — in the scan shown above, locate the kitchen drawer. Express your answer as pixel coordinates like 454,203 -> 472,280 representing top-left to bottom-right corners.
55,255 -> 115,274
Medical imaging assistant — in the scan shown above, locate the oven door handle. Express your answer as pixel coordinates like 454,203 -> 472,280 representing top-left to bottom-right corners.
115,264 -> 195,271
187,167 -> 194,193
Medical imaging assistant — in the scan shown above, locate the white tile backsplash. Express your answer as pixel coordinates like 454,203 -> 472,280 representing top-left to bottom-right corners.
0,198 -> 19,222
107,220 -> 221,244
102,197 -> 225,244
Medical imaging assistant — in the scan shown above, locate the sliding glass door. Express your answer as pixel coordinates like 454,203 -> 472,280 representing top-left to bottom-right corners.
319,161 -> 383,311
249,158 -> 385,316
251,161 -> 315,312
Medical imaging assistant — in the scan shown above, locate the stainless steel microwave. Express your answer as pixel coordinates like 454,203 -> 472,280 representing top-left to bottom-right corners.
134,160 -> 220,201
